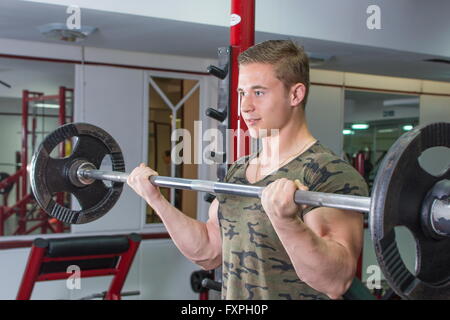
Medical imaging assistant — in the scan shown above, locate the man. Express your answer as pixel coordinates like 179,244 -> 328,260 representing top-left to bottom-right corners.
127,40 -> 368,300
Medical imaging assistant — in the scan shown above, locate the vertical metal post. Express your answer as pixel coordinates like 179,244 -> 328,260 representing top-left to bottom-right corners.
230,0 -> 255,49
15,151 -> 20,205
229,0 -> 255,160
31,117 -> 36,154
0,206 -> 3,237
16,243 -> 47,300
58,86 -> 67,157
21,90 -> 28,199
19,90 -> 29,234
55,86 -> 67,233
170,109 -> 177,206
353,154 -> 365,280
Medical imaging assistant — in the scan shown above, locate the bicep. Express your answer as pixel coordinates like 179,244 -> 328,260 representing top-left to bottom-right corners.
205,199 -> 222,259
303,207 -> 364,261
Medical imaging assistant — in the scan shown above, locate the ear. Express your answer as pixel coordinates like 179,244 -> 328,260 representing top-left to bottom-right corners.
290,83 -> 306,107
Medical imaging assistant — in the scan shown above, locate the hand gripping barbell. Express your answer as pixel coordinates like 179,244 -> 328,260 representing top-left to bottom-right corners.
30,122 -> 450,299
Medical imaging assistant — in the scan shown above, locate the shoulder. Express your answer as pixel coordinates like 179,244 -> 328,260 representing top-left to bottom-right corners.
302,143 -> 368,196
302,143 -> 350,169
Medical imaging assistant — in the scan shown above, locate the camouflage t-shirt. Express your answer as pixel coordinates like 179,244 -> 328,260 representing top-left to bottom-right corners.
215,141 -> 369,300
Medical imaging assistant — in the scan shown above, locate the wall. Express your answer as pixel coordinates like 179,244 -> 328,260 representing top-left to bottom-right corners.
344,100 -> 419,123
306,86 -> 344,156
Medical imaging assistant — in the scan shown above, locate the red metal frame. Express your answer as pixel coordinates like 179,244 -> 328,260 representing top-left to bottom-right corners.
199,291 -> 209,300
16,235 -> 140,300
105,238 -> 141,300
0,87 -> 73,236
16,243 -> 46,300
230,0 -> 255,160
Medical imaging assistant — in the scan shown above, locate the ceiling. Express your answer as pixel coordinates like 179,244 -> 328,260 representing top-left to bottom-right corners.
0,0 -> 449,86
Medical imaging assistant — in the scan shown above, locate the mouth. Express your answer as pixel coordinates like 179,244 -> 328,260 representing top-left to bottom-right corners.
245,118 -> 261,126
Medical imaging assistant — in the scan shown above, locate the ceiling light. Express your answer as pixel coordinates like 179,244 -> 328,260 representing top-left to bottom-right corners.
38,23 -> 97,42
383,98 -> 419,107
378,128 -> 395,133
351,124 -> 369,130
343,129 -> 354,135
34,103 -> 60,109
403,125 -> 413,131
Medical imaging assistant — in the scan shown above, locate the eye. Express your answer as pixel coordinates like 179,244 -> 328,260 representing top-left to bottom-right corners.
255,90 -> 264,96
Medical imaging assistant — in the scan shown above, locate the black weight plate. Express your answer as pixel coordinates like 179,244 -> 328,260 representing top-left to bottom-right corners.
370,122 -> 450,299
0,172 -> 13,195
30,123 -> 125,224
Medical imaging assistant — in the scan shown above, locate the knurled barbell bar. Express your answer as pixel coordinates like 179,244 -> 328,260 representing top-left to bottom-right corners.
76,165 -> 372,211
30,122 -> 450,299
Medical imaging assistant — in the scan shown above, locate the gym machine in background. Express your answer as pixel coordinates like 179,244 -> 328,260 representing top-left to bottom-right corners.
0,87 -> 73,236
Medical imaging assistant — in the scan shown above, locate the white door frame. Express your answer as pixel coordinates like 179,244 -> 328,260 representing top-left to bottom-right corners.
142,70 -> 210,232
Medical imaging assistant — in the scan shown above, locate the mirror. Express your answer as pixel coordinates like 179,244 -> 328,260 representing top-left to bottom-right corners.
343,90 -> 420,192
0,57 -> 74,236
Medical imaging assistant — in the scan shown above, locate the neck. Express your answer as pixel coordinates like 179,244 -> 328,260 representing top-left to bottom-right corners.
259,115 -> 315,164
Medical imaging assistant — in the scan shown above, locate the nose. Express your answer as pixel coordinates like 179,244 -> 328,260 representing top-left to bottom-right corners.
240,93 -> 254,114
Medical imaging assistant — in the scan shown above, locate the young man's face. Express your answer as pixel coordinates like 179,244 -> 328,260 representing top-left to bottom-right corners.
238,62 -> 294,139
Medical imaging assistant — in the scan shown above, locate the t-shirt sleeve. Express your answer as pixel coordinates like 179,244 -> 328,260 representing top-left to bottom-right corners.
301,158 -> 369,218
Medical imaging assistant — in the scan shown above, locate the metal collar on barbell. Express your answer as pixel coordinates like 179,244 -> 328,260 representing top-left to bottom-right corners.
421,179 -> 450,239
68,160 -> 96,187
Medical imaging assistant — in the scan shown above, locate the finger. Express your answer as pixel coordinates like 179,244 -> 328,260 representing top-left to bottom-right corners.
128,167 -> 140,181
147,169 -> 159,177
272,178 -> 287,190
294,179 -> 308,191
293,180 -> 309,210
281,180 -> 296,193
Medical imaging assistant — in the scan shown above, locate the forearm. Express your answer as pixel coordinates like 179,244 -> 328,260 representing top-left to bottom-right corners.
272,217 -> 355,299
150,197 -> 220,269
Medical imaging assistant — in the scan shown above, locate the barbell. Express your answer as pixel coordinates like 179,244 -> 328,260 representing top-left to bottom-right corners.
30,122 -> 449,299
